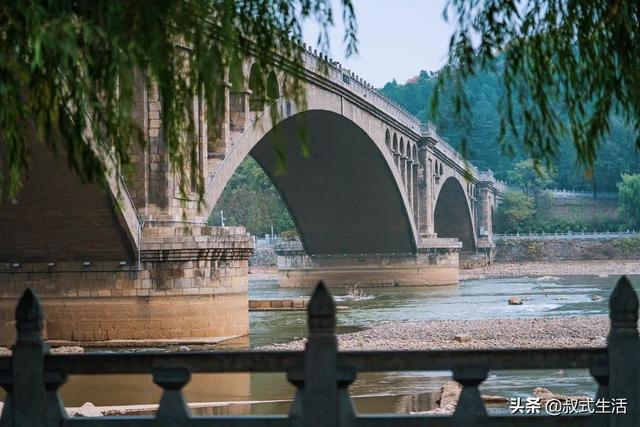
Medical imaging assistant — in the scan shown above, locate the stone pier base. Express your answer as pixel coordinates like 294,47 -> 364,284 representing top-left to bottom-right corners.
276,250 -> 459,288
0,225 -> 253,346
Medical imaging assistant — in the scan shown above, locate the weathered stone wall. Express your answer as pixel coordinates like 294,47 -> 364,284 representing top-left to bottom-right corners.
539,195 -> 619,226
494,236 -> 640,262
249,244 -> 277,266
277,250 -> 459,287
0,225 -> 253,345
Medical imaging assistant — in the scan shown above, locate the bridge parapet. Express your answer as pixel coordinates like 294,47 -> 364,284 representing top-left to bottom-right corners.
295,41 -> 423,134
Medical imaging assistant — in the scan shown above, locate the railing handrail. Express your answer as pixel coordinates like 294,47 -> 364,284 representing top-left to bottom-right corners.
494,230 -> 639,239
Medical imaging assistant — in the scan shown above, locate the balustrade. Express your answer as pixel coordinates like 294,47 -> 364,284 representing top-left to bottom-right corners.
1,277 -> 638,426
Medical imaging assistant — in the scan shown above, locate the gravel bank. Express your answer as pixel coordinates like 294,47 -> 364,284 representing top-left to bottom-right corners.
461,260 -> 640,281
263,316 -> 610,351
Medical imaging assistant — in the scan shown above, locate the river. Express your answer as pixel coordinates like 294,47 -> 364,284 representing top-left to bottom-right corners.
57,274 -> 638,414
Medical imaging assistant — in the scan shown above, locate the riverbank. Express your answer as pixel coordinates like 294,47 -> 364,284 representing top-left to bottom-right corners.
263,315 -> 610,351
461,259 -> 640,281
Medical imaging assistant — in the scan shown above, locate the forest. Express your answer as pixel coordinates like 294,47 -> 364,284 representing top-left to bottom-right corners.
379,62 -> 640,193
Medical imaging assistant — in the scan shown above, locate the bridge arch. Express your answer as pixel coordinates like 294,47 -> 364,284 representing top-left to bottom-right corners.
433,176 -> 476,252
203,92 -> 419,255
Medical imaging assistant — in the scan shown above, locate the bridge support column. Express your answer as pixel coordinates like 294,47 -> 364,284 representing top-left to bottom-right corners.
417,139 -> 436,236
275,242 -> 459,288
0,225 -> 253,346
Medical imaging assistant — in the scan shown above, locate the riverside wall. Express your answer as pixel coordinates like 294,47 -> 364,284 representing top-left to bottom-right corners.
494,235 -> 640,262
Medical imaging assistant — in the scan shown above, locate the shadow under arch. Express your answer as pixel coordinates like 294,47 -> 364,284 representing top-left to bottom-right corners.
209,109 -> 416,255
434,177 -> 476,252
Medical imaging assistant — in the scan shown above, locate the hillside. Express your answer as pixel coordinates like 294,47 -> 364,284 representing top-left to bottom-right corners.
379,67 -> 640,192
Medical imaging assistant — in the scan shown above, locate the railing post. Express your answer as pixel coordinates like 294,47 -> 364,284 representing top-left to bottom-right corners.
13,289 -> 48,427
303,282 -> 338,427
608,276 -> 639,427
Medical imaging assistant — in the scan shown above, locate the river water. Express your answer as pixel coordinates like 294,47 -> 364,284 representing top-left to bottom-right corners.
57,274 -> 639,415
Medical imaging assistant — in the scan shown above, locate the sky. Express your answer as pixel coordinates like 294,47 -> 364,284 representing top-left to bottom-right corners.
303,0 -> 454,87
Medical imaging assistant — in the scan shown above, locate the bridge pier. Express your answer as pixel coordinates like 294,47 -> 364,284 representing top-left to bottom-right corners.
275,240 -> 461,288
0,225 -> 252,346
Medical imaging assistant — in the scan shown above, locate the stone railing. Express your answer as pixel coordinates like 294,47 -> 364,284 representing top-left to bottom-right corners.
2,277 -> 638,426
549,189 -> 618,199
294,40 -> 422,134
494,230 -> 640,240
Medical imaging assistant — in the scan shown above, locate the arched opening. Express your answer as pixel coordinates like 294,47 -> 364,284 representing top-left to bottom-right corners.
385,129 -> 391,151
229,56 -> 246,132
207,49 -> 226,156
266,71 -> 280,104
434,177 -> 476,252
399,138 -> 406,185
392,133 -> 399,167
248,63 -> 266,112
211,110 -> 416,254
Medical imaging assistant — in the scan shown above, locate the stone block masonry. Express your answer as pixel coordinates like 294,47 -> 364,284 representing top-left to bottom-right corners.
0,225 -> 253,345
494,236 -> 640,262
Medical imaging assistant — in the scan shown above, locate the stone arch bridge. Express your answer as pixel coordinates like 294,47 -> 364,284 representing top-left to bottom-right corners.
0,42 -> 504,344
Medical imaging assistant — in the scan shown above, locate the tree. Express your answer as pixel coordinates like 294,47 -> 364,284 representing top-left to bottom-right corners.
440,1 -> 640,173
209,157 -> 295,235
618,174 -> 640,228
506,160 -> 554,197
494,191 -> 536,233
0,0 -> 356,202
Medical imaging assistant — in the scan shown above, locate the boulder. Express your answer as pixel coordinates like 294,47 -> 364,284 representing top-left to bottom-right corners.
508,296 -> 523,305
453,334 -> 472,343
72,402 -> 103,417
532,387 -> 590,403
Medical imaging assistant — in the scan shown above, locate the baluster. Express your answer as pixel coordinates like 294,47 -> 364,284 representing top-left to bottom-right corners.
590,356 -> 610,427
153,367 -> 191,418
287,367 -> 305,424
608,276 -> 639,427
13,289 -> 48,427
44,371 -> 68,425
337,366 -> 357,425
0,370 -> 13,427
303,282 -> 338,427
452,366 -> 488,421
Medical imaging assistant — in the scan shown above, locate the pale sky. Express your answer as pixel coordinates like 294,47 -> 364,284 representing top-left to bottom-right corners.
303,0 -> 454,87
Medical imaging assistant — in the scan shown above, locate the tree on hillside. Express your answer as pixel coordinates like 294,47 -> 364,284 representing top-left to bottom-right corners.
0,0 -> 356,203
507,160 -> 554,197
494,191 -> 535,233
441,0 -> 640,173
618,174 -> 640,228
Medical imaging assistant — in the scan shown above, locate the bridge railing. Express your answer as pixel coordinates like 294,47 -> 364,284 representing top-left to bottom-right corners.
2,277 -> 638,426
296,41 -> 423,134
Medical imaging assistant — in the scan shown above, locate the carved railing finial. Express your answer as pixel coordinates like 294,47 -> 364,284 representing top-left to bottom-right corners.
307,281 -> 335,334
15,288 -> 44,344
609,276 -> 639,337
